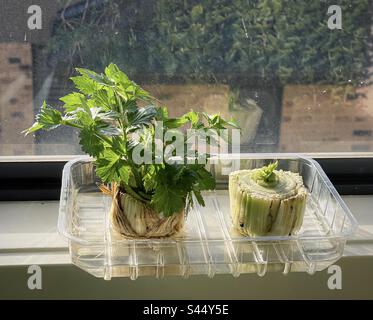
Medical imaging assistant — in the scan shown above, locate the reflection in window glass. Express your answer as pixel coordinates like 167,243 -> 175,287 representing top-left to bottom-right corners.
0,0 -> 372,155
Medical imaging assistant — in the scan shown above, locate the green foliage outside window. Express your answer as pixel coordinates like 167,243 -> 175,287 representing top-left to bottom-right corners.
49,0 -> 371,86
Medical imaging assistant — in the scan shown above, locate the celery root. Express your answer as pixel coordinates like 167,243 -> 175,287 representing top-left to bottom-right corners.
107,184 -> 185,238
229,162 -> 307,237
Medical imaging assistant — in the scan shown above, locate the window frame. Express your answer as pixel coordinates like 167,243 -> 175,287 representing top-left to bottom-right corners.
0,153 -> 372,201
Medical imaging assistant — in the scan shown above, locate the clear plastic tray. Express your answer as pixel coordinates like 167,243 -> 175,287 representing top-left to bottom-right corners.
58,154 -> 357,280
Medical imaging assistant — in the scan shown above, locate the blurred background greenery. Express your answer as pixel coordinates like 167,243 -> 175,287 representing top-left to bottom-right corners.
48,0 -> 371,86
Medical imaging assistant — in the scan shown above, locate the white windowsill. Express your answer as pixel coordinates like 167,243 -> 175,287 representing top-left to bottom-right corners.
0,196 -> 373,266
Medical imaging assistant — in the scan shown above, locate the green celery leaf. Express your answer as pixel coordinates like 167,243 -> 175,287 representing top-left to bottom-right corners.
76,68 -> 113,86
23,122 -> 43,135
111,136 -> 127,155
126,106 -> 158,132
35,102 -> 63,131
97,124 -> 121,137
117,164 -> 131,184
202,112 -> 239,129
70,76 -> 101,95
95,149 -> 130,184
91,89 -> 114,111
192,188 -> 205,206
152,182 -> 186,217
164,117 -> 189,129
156,106 -> 169,121
193,165 -> 216,190
59,92 -> 86,112
143,165 -> 157,192
184,110 -> 199,126
79,127 -> 105,157
104,63 -> 130,85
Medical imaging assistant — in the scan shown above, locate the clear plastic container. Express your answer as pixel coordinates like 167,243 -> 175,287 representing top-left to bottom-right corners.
58,154 -> 358,280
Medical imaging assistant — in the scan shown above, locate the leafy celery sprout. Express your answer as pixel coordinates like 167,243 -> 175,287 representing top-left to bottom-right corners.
25,63 -> 238,216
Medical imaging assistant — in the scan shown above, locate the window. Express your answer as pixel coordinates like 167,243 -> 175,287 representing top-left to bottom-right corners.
0,0 -> 372,156
0,1 -> 371,202
8,57 -> 21,64
353,130 -> 372,137
0,1 -> 372,200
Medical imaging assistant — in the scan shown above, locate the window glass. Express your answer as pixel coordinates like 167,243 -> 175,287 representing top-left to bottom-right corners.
0,0 -> 372,155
